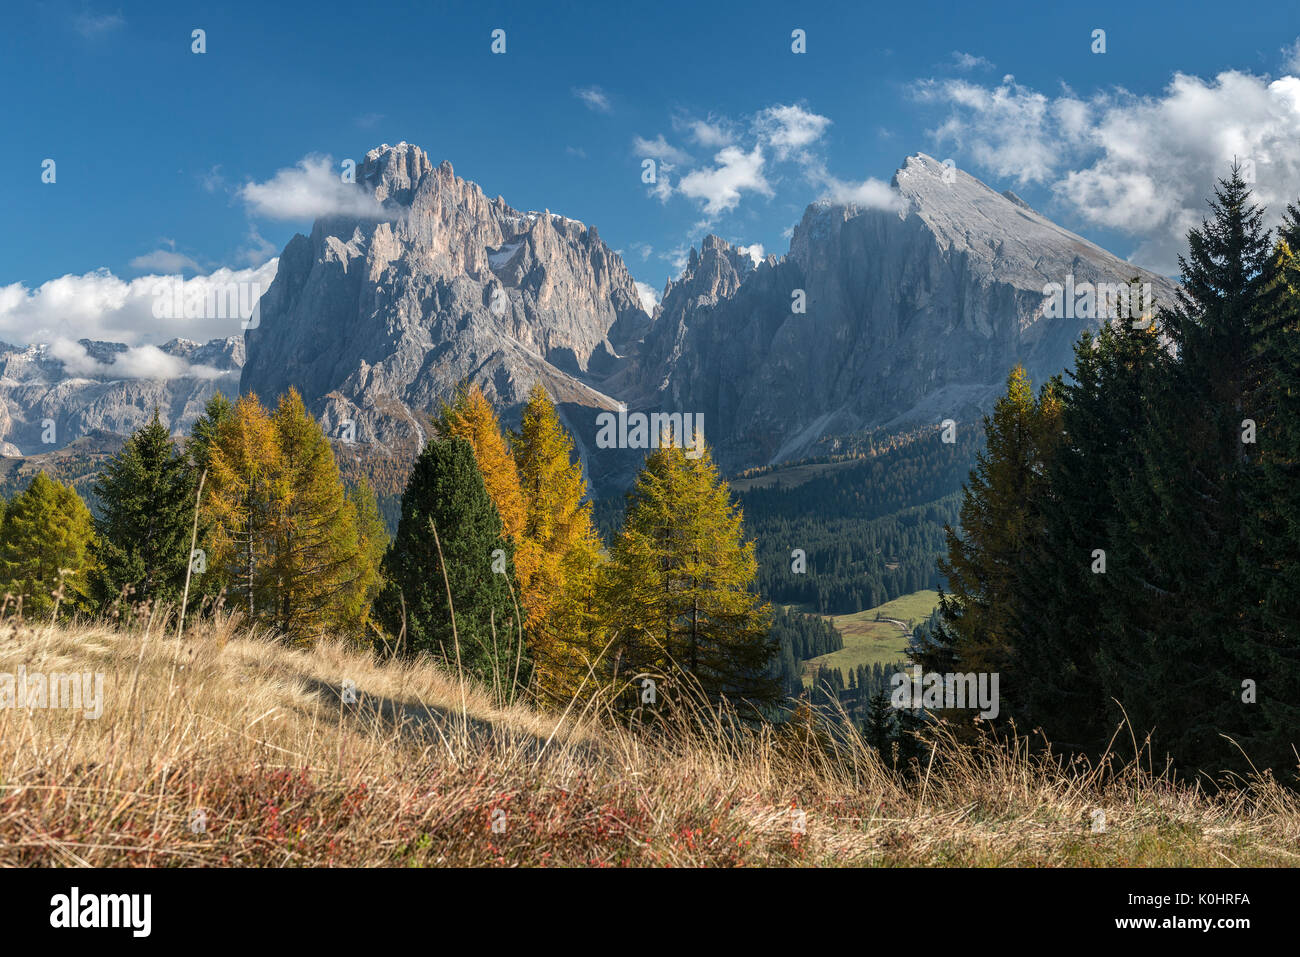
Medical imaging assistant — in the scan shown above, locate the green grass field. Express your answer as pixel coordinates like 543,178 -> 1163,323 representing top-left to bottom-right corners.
801,589 -> 940,686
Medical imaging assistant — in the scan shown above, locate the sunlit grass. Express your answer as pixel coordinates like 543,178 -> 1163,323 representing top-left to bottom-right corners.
0,612 -> 1294,867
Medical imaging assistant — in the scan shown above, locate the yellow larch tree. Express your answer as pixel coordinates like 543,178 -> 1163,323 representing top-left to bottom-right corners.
203,393 -> 281,621
511,384 -> 605,702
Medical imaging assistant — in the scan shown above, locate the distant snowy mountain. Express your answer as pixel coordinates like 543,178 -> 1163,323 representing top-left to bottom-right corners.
0,336 -> 242,455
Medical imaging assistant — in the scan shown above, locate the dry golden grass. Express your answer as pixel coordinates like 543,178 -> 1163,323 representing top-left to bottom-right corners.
0,613 -> 1296,867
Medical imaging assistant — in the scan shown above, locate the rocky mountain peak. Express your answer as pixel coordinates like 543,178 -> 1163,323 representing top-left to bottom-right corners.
241,142 -> 650,466
361,142 -> 433,205
664,234 -> 756,309
627,151 -> 1182,471
2,144 -> 1191,496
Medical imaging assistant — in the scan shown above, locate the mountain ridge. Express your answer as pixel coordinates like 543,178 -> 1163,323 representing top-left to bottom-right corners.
0,144 -> 1180,494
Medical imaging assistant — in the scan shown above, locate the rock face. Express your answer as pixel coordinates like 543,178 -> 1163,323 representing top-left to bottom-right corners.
239,142 -> 648,464
5,146 -> 1181,495
626,154 -> 1180,470
0,337 -> 243,455
239,146 -> 1180,489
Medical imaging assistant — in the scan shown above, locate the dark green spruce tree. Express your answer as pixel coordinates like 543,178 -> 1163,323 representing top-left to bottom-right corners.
1099,164 -> 1273,775
1010,311 -> 1163,754
919,365 -> 1061,731
187,391 -> 233,476
374,437 -> 529,695
90,411 -> 201,609
1234,205 -> 1300,779
863,687 -> 896,757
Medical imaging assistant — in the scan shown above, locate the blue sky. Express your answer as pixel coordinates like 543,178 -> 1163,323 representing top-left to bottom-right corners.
5,0 -> 1300,344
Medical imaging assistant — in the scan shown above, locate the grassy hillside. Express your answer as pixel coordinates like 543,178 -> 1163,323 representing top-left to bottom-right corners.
0,615 -> 1294,867
849,589 -> 941,626
729,457 -> 862,493
802,590 -> 941,683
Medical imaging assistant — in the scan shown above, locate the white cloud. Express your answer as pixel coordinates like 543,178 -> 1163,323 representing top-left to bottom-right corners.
642,165 -> 675,204
47,338 -> 223,380
661,245 -> 691,273
951,51 -> 993,71
45,338 -> 106,375
676,116 -> 734,148
915,69 -> 1300,272
574,86 -> 612,113
677,145 -> 771,218
237,226 -> 278,267
0,260 -> 279,347
130,248 -> 201,273
913,75 -> 1074,186
633,281 -> 659,314
633,134 -> 692,165
643,101 -> 896,226
200,165 -> 225,193
816,172 -> 905,211
240,155 -> 395,221
1284,39 -> 1300,75
753,105 -> 832,162
736,243 -> 765,265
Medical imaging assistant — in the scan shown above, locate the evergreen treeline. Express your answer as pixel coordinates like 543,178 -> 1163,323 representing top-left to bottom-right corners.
738,432 -> 976,615
0,471 -> 95,618
922,166 -> 1300,780
768,605 -> 843,696
750,494 -> 960,613
0,391 -> 389,638
738,428 -> 979,524
807,658 -> 910,723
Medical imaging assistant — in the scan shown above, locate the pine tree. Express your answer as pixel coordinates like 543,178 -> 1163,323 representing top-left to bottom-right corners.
339,477 -> 388,640
0,472 -> 96,618
188,391 -> 233,476
894,705 -> 928,773
511,384 -> 604,702
200,391 -> 384,644
436,383 -> 540,617
374,437 -> 528,695
864,687 -> 895,756
90,411 -> 200,611
184,392 -> 233,601
602,440 -> 778,716
922,366 -> 1060,685
1235,207 -> 1300,776
1011,315 -> 1162,752
1100,165 -> 1273,773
